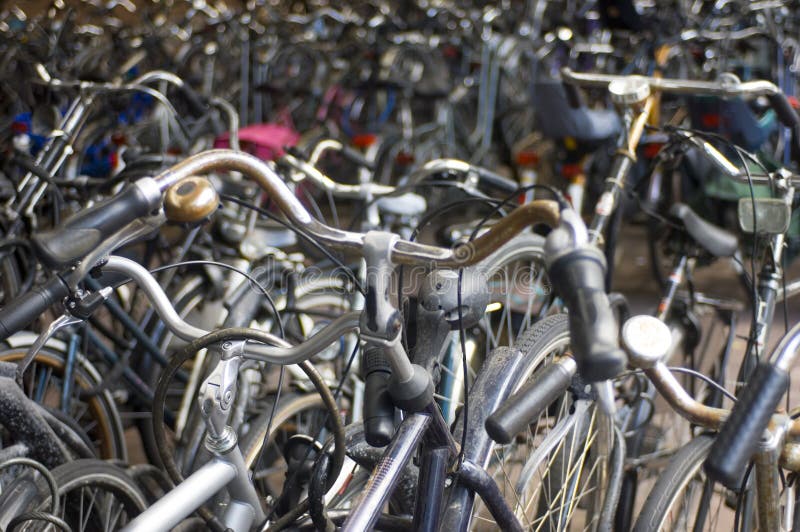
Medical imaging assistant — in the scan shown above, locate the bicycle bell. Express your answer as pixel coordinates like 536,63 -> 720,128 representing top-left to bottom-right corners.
608,75 -> 650,107
622,315 -> 672,368
165,176 -> 219,224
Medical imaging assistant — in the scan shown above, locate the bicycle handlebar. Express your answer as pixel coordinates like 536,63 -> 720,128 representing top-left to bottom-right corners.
2,146 -> 626,386
406,159 -> 520,195
0,276 -> 70,340
705,321 -> 800,488
561,68 -> 800,129
151,150 -> 558,267
548,246 -> 626,382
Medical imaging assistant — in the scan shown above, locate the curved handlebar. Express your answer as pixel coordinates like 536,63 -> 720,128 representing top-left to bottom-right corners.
152,149 -> 559,267
561,68 -> 785,99
561,67 -> 800,145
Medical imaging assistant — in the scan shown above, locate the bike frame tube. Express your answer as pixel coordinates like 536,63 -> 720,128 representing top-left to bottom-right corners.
122,458 -> 237,532
342,413 -> 431,531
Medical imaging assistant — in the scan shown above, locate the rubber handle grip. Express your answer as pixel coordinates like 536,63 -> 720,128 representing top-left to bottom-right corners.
178,84 -> 208,117
767,93 -> 800,129
475,168 -> 519,194
485,358 -> 575,444
0,276 -> 69,340
31,183 -> 158,269
562,81 -> 584,109
548,248 -> 626,382
363,348 -> 395,447
704,362 -> 789,489
338,145 -> 376,171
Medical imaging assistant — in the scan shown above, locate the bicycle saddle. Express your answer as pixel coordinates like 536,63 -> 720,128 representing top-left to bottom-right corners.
688,97 -> 776,152
669,203 -> 739,257
532,79 -> 622,142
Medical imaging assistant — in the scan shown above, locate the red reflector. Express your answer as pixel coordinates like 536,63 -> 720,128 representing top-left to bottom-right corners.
643,143 -> 663,159
701,114 -> 721,128
515,150 -> 539,166
395,151 -> 414,165
352,134 -> 376,148
561,163 -> 583,179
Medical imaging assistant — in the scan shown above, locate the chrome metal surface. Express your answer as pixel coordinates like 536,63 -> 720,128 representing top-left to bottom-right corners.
122,459 -> 237,532
152,150 -> 560,267
103,256 -> 365,365
342,413 -> 431,531
622,315 -> 673,367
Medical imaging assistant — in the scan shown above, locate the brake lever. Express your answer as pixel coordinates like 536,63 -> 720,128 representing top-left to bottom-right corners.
14,285 -> 114,386
15,314 -> 83,387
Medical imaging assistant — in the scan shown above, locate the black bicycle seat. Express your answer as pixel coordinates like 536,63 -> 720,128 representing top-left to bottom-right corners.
669,203 -> 739,258
533,79 -> 622,142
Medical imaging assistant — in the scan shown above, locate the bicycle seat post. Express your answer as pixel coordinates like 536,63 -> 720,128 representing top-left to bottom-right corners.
197,341 -> 266,529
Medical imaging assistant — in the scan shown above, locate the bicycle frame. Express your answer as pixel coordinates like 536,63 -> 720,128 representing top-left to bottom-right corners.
124,342 -> 265,531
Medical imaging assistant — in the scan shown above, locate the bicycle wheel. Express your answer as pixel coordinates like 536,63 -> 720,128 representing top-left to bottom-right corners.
444,315 -> 612,531
21,459 -> 147,532
437,233 -> 549,423
633,434 -> 748,532
239,391 -> 337,506
0,341 -> 127,461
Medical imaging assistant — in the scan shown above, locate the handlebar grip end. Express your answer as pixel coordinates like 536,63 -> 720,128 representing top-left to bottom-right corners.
704,362 -> 789,489
767,93 -> 800,129
486,356 -> 576,444
547,247 -> 626,382
31,180 -> 160,270
0,277 -> 70,341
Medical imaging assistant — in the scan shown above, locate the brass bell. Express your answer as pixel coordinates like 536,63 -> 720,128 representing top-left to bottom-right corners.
164,176 -> 219,223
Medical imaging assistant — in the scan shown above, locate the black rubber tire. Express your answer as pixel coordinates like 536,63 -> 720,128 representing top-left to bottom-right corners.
25,459 -> 148,531
0,345 -> 127,461
443,314 -> 610,531
633,435 -> 716,532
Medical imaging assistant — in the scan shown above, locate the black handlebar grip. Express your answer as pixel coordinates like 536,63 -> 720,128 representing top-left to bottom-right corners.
476,169 -> 520,195
339,145 -> 376,171
767,93 -> 800,129
562,81 -> 584,109
0,276 -> 70,340
547,247 -> 626,382
486,357 -> 575,444
31,181 -> 160,270
362,347 -> 395,447
704,362 -> 789,489
178,84 -> 208,117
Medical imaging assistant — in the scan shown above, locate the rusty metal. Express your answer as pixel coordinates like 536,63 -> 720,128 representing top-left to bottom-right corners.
780,443 -> 800,471
754,449 -> 782,531
424,200 -> 560,269
643,363 -> 728,429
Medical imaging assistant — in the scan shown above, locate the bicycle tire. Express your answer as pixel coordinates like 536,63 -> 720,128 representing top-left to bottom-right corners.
0,345 -> 127,461
633,434 -> 751,532
437,233 -> 549,422
31,459 -> 148,531
443,314 -> 612,531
